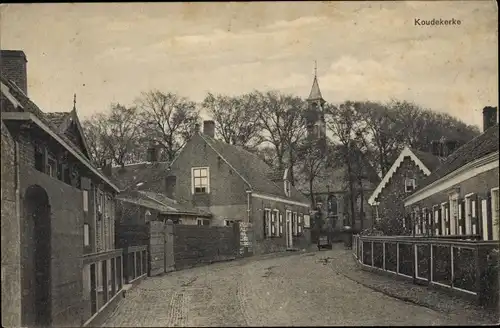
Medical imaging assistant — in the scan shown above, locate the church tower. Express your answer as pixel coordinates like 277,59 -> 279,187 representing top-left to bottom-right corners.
305,61 -> 326,140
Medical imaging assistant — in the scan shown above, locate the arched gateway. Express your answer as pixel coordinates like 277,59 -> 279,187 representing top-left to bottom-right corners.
22,185 -> 52,327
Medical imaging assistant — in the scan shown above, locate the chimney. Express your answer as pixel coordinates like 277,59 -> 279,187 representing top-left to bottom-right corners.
0,50 -> 28,95
203,120 -> 215,138
483,106 -> 498,132
146,145 -> 159,162
102,159 -> 113,177
165,175 -> 176,199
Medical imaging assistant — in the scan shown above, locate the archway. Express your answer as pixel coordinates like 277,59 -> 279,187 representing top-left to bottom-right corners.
22,185 -> 52,326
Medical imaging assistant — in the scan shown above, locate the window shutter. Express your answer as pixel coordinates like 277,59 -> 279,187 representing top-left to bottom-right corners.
473,194 -> 480,236
459,200 -> 466,235
279,214 -> 283,236
298,214 -> 303,235
271,212 -> 276,236
445,204 -> 450,235
263,211 -> 267,237
486,192 -> 493,240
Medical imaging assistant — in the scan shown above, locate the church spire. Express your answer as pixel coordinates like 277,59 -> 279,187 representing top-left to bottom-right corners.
72,93 -> 77,112
307,60 -> 324,102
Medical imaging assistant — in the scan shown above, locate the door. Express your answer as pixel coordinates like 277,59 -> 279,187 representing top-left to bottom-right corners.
23,185 -> 52,327
286,211 -> 293,248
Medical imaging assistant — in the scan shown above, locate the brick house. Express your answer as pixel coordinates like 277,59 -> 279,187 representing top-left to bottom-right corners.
166,121 -> 312,255
1,50 -> 120,327
368,146 -> 443,235
404,106 -> 499,240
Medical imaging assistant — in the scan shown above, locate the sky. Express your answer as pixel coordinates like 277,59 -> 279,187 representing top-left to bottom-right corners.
1,1 -> 498,128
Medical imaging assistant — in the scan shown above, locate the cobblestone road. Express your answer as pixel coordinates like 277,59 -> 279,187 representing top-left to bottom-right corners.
101,250 -> 472,327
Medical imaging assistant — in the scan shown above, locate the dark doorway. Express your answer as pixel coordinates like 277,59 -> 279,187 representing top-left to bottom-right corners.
22,185 -> 52,326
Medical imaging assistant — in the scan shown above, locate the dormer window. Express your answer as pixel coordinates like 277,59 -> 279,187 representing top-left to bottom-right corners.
284,180 -> 291,197
405,178 -> 416,193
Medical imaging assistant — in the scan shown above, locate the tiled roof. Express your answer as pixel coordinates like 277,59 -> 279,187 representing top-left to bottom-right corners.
199,133 -> 311,204
109,161 -> 171,191
307,76 -> 323,101
1,76 -> 118,191
410,148 -> 443,172
414,124 -> 499,192
45,112 -> 71,131
117,190 -> 211,217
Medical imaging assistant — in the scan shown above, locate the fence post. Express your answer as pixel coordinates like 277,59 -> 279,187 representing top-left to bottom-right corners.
383,242 -> 386,270
429,243 -> 433,283
371,241 -> 374,267
396,242 -> 400,274
450,246 -> 454,287
413,242 -> 417,283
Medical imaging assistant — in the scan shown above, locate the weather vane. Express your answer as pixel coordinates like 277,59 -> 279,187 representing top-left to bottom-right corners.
73,93 -> 76,111
314,60 -> 317,77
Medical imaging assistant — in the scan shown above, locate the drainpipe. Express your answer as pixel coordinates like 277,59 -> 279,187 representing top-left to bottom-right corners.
14,140 -> 22,326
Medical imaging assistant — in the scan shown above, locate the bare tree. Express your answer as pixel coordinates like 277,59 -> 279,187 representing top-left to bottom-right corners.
82,114 -> 112,168
202,92 -> 263,150
136,90 -> 200,162
296,138 -> 333,206
325,101 -> 365,228
254,91 -> 307,184
82,103 -> 142,168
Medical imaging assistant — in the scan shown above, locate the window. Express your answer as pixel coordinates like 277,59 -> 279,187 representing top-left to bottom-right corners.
34,147 -> 44,172
298,214 -> 303,235
405,178 -> 416,193
224,219 -> 235,226
273,210 -> 280,237
433,206 -> 439,236
192,167 -> 209,193
278,213 -> 283,236
292,212 -> 298,236
449,193 -> 459,235
464,194 -> 473,235
178,219 -> 183,225
197,219 -> 210,226
264,209 -> 272,237
84,223 -> 90,246
83,190 -> 89,212
271,211 -> 276,236
47,155 -> 57,178
303,214 -> 310,228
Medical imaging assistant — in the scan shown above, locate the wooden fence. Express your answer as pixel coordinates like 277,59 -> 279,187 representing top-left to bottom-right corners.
352,234 -> 499,307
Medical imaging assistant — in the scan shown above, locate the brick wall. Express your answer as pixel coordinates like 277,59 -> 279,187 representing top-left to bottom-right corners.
0,50 -> 28,95
169,134 -> 248,207
1,122 -> 22,327
173,223 -> 239,270
19,165 -> 85,326
378,157 -> 428,234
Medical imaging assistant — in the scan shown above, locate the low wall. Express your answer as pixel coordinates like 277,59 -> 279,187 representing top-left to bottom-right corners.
145,221 -> 240,276
173,223 -> 240,270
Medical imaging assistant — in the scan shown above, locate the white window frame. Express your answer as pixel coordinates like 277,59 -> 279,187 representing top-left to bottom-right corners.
421,208 -> 427,235
433,206 -> 439,236
273,210 -> 280,237
84,223 -> 90,246
298,213 -> 303,235
83,190 -> 89,212
303,214 -> 310,228
441,202 -> 449,235
191,167 -> 210,194
271,210 -> 276,236
197,219 -> 202,226
405,178 -> 416,193
449,192 -> 459,235
491,187 -> 499,241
